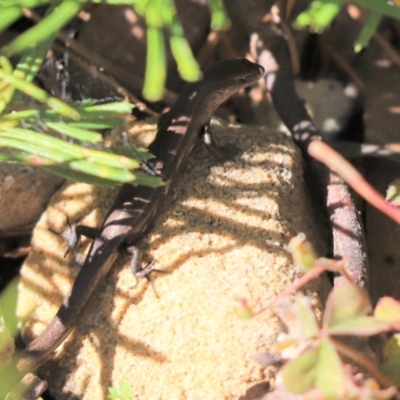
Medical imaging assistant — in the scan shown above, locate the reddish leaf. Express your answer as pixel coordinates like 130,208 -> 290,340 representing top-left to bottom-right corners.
374,297 -> 400,328
233,298 -> 254,319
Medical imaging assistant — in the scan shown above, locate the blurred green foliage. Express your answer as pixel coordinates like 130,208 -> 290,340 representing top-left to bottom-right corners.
295,0 -> 400,52
0,0 -> 230,186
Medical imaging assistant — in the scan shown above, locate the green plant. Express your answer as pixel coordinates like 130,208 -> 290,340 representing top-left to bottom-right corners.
0,0 -> 229,186
295,0 -> 400,52
108,381 -> 132,400
236,234 -> 400,399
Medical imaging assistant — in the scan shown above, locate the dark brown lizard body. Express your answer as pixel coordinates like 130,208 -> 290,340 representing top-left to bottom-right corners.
18,58 -> 264,371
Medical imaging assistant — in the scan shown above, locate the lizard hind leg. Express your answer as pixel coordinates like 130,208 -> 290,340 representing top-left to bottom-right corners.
50,217 -> 98,258
125,245 -> 169,296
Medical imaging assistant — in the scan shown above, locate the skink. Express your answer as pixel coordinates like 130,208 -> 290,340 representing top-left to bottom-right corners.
18,58 -> 264,371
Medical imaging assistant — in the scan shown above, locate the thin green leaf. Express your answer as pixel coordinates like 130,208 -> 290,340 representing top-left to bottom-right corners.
328,316 -> 391,336
354,0 -> 400,20
105,147 -> 153,162
45,122 -> 102,143
316,339 -> 345,400
143,27 -> 166,101
0,109 -> 39,121
0,136 -> 66,163
0,7 -> 22,33
0,277 -> 19,338
0,113 -> 125,129
0,120 -> 18,130
164,8 -> 201,82
68,120 -> 125,129
129,171 -> 163,187
0,65 -> 80,119
1,128 -> 141,169
282,345 -> 318,394
82,101 -> 134,114
0,150 -> 52,164
44,166 -> 121,187
170,36 -> 201,82
355,11 -> 381,52
0,56 -> 15,113
13,2 -> 59,83
68,160 -> 136,182
144,0 -> 165,28
294,0 -> 345,33
1,0 -> 50,7
6,2 -> 60,110
206,0 -> 230,30
1,0 -> 84,56
46,165 -> 163,187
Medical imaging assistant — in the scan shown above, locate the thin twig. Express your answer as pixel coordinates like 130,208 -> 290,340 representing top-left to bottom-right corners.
50,42 -> 159,117
324,40 -> 366,93
374,31 -> 400,69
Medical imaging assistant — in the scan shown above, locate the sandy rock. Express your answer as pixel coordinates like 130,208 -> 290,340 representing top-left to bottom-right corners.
0,164 -> 63,232
17,119 -> 326,399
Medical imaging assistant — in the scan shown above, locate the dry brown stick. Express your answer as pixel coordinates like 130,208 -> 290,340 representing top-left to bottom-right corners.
324,40 -> 366,93
373,31 -> 400,69
21,7 -> 178,107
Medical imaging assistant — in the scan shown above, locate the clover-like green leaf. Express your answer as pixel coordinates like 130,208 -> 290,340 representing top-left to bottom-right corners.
324,279 -> 371,329
281,345 -> 319,394
316,339 -> 345,400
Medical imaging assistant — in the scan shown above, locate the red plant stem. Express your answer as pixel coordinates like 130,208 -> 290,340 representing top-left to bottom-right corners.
254,262 -> 327,316
308,140 -> 400,225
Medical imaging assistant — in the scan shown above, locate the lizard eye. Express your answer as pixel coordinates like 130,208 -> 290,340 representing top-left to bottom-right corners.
237,76 -> 248,83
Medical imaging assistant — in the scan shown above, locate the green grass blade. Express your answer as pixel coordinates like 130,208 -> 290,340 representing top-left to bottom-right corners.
130,171 -> 163,187
43,166 -> 121,187
169,35 -> 201,82
0,136 -> 66,163
1,127 -> 141,169
68,160 -> 136,182
1,0 -> 85,56
0,66 -> 80,119
354,0 -> 400,20
206,0 -> 230,30
354,11 -> 381,52
105,147 -> 152,162
45,122 -> 102,143
82,101 -> 134,113
294,0 -> 345,32
0,7 -> 23,33
0,150 -> 52,164
68,120 -> 125,129
143,27 -> 166,101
